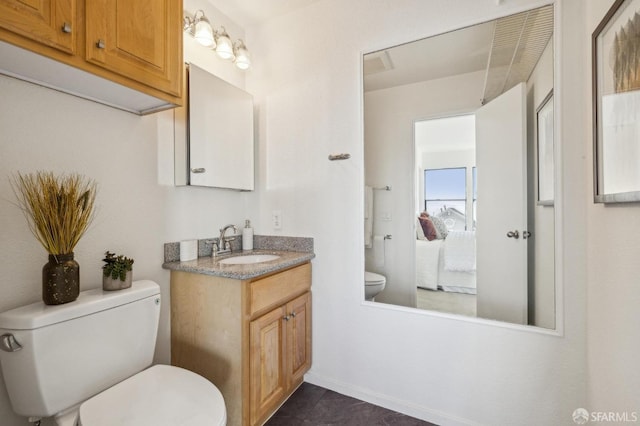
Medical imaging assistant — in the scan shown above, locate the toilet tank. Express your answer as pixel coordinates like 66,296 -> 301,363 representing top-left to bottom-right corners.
0,280 -> 161,418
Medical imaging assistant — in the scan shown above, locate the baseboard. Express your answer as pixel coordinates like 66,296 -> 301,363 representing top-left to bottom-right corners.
303,370 -> 478,426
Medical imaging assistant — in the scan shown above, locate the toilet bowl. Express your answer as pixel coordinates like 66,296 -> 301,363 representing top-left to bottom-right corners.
73,365 -> 226,426
365,271 -> 386,301
0,280 -> 226,426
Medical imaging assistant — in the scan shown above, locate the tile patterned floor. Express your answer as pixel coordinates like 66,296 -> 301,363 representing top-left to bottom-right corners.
265,382 -> 437,426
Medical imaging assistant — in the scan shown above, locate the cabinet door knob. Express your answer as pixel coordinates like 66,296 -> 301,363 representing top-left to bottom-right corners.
506,230 -> 520,239
61,22 -> 72,33
283,315 -> 290,321
96,39 -> 106,49
191,168 -> 206,174
290,312 -> 296,318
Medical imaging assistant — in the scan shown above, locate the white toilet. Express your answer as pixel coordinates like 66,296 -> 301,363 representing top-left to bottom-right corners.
364,271 -> 386,301
0,280 -> 226,426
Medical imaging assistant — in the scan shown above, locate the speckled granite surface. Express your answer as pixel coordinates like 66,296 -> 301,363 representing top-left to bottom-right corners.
162,249 -> 314,279
163,235 -> 314,279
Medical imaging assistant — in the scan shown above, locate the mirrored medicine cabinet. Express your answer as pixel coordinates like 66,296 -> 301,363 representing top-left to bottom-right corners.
175,63 -> 255,190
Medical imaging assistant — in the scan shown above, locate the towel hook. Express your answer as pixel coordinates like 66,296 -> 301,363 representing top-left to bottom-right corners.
328,153 -> 351,161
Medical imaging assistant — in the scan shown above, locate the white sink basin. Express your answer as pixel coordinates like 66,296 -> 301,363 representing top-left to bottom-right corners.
218,254 -> 281,265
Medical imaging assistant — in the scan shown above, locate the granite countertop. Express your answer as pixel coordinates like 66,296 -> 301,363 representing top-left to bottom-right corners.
162,249 -> 315,280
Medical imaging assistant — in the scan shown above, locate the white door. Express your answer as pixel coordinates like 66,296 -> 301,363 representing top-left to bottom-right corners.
475,83 -> 528,324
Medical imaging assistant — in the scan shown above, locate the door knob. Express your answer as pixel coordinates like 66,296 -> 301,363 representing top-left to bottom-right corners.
523,231 -> 532,239
506,230 -> 520,239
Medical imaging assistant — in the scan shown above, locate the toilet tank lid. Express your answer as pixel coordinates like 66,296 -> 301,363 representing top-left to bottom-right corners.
0,280 -> 160,330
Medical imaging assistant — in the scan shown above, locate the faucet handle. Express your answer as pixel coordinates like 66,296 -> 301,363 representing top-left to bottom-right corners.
205,239 -> 220,257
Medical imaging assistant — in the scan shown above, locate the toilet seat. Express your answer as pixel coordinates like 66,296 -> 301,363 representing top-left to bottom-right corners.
365,271 -> 386,286
78,365 -> 226,426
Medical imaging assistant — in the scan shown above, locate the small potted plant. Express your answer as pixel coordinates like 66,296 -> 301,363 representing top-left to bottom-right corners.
102,251 -> 134,291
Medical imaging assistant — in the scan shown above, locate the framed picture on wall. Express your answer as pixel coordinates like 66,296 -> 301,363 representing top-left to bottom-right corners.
593,0 -> 640,203
537,90 -> 554,206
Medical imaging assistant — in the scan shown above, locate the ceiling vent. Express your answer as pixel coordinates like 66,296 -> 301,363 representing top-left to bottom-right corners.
481,6 -> 553,104
364,51 -> 394,75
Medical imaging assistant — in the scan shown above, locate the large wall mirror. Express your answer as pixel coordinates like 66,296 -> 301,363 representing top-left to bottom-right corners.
363,5 -> 556,329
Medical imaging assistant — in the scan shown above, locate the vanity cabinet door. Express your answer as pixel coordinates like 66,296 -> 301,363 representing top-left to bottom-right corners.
85,0 -> 182,97
250,305 -> 287,426
286,292 -> 311,389
249,291 -> 312,425
0,0 -> 75,53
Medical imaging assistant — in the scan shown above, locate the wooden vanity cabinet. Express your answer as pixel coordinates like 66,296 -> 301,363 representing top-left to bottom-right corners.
0,0 -> 182,108
171,263 -> 312,426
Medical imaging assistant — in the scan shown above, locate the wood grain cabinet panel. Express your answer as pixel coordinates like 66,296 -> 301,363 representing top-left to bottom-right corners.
0,0 -> 75,53
287,292 -> 311,387
85,0 -> 182,96
249,292 -> 311,425
249,305 -> 287,426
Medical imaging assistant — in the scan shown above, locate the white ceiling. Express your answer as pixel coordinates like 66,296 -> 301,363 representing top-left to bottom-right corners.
364,5 -> 553,104
205,0 -> 321,27
364,21 -> 495,92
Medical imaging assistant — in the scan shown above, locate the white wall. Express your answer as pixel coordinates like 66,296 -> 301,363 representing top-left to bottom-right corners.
0,2 -> 255,424
586,0 -> 640,418
247,0 -> 589,424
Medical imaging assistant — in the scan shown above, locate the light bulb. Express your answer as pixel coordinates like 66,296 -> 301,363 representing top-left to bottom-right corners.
194,18 -> 215,48
215,27 -> 235,60
234,40 -> 251,70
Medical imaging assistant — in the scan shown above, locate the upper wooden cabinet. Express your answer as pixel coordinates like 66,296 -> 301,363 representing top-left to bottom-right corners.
0,0 -> 76,54
0,0 -> 182,113
85,0 -> 181,97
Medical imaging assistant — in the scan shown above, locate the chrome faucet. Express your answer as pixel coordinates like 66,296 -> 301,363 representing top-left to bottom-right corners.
216,224 -> 238,255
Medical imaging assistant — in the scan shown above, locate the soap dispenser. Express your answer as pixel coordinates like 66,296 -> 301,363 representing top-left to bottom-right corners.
242,220 -> 254,250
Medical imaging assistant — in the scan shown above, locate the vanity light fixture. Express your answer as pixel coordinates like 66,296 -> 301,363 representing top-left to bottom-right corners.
183,10 -> 251,70
233,40 -> 251,70
184,10 -> 215,48
214,27 -> 235,60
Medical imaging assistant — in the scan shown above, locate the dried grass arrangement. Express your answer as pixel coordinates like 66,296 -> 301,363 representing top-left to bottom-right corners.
11,171 -> 97,255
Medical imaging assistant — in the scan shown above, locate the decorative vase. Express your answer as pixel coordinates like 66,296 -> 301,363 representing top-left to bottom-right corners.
102,270 -> 132,291
42,253 -> 80,305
